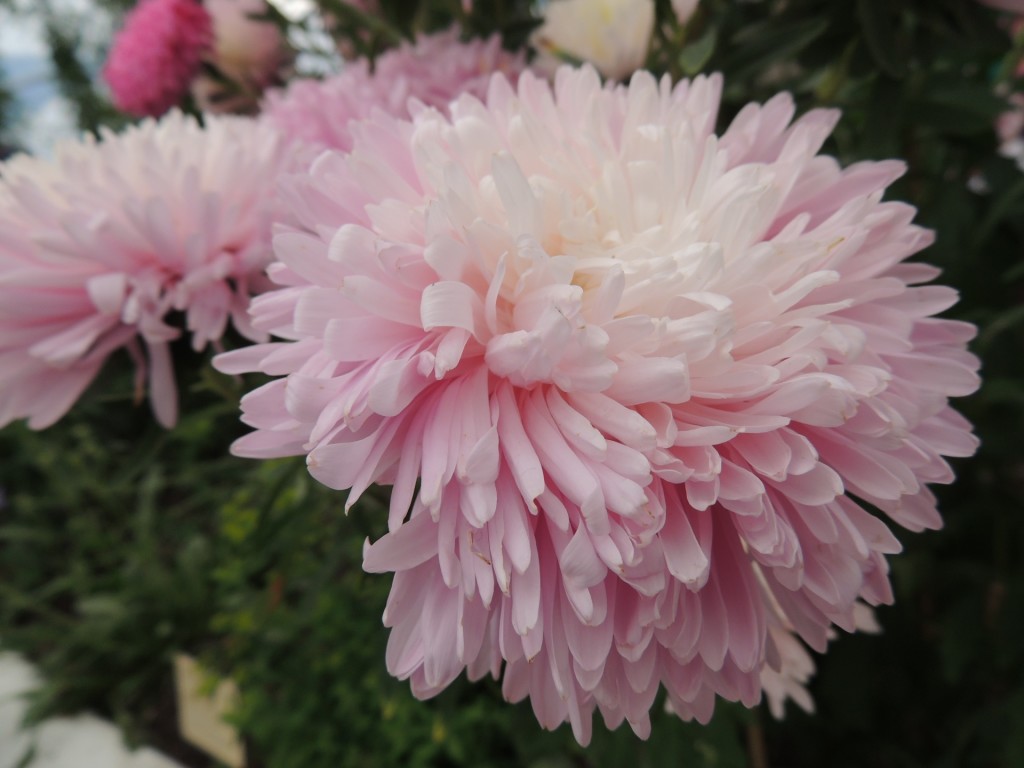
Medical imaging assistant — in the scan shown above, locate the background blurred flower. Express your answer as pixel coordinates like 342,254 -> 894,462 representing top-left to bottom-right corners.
263,28 -> 524,155
103,0 -> 214,117
220,66 -> 979,743
671,0 -> 699,26
191,0 -> 293,114
0,112 -> 292,429
531,0 -> 654,80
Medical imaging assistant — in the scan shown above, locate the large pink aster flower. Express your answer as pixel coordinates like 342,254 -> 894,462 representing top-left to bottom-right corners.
104,0 -> 214,117
219,67 -> 980,743
263,28 -> 524,155
0,112 -> 292,429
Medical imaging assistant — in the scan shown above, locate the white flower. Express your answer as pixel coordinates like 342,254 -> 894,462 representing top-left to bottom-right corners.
532,0 -> 655,81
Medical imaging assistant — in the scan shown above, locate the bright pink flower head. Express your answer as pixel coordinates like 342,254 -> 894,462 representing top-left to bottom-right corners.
0,112 -> 293,429
219,67 -> 980,743
104,0 -> 214,117
263,29 -> 525,155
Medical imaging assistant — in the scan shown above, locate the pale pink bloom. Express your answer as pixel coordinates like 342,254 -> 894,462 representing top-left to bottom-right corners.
208,0 -> 286,86
192,0 -> 292,114
104,0 -> 214,117
263,29 -> 524,156
532,0 -> 655,81
220,67 -> 980,743
671,0 -> 700,25
372,28 -> 525,119
0,112 -> 292,429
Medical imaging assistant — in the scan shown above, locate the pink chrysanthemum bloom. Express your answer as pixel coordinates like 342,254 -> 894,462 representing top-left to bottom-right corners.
0,112 -> 292,429
104,0 -> 214,117
263,28 -> 524,155
219,67 -> 980,743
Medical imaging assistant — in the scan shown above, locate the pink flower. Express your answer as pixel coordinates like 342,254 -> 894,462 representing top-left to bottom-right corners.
104,0 -> 214,117
372,28 -> 525,118
672,0 -> 700,25
219,67 -> 980,743
192,0 -> 292,114
207,0 -> 286,86
0,112 -> 293,429
263,28 -> 524,155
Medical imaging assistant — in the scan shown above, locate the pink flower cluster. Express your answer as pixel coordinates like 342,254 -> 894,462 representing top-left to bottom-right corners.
219,67 -> 980,742
263,28 -> 524,155
0,112 -> 293,428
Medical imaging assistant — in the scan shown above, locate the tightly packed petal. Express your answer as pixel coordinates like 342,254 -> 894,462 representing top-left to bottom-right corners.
104,0 -> 214,117
0,112 -> 293,429
221,67 -> 980,743
263,28 -> 524,155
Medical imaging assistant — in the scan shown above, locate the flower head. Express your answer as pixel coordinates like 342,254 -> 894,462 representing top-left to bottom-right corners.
532,0 -> 655,81
192,0 -> 292,114
0,112 -> 292,429
104,0 -> 214,117
220,67 -> 980,743
263,28 -> 524,155
671,0 -> 700,26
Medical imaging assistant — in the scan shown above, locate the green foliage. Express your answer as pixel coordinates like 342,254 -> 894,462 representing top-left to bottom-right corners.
2,1 -> 1024,767
0,354 -> 235,755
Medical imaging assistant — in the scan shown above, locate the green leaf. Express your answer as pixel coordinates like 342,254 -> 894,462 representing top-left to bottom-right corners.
979,303 -> 1024,348
857,0 -> 908,78
679,25 -> 718,76
976,177 -> 1024,251
727,18 -> 830,82
912,81 -> 1012,136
